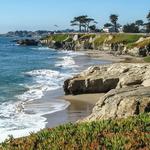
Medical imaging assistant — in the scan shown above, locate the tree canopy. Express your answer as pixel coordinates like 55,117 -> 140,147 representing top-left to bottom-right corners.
110,14 -> 119,32
70,11 -> 150,33
123,23 -> 139,33
147,11 -> 150,21
104,23 -> 112,28
146,11 -> 150,32
70,15 -> 96,32
135,20 -> 144,26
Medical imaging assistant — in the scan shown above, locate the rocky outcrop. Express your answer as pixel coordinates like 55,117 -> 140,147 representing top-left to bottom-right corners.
64,74 -> 119,95
64,63 -> 150,95
126,46 -> 150,57
40,34 -> 150,57
83,86 -> 150,121
64,63 -> 150,120
17,39 -> 39,46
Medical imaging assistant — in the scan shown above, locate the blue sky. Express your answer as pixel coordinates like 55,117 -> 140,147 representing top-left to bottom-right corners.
0,0 -> 149,33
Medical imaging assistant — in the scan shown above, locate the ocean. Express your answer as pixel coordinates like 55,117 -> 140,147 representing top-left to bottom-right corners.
0,36 -> 109,142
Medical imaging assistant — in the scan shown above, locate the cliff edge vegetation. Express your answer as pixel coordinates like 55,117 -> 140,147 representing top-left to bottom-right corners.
40,33 -> 150,57
1,113 -> 150,150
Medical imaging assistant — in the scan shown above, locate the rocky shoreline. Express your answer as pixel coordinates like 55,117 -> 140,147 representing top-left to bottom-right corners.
16,39 -> 39,46
15,34 -> 150,122
40,33 -> 150,57
64,63 -> 150,121
15,33 -> 150,62
1,35 -> 150,149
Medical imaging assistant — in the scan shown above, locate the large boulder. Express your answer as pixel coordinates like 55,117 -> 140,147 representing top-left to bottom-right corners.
64,63 -> 150,95
83,86 -> 150,121
64,77 -> 119,95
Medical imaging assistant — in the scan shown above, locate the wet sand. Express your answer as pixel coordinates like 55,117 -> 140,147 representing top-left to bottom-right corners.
45,92 -> 104,128
63,93 -> 105,105
45,98 -> 93,128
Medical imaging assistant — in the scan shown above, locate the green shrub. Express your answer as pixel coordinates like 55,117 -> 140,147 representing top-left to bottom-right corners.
80,34 -> 96,40
41,34 -> 69,42
93,34 -> 109,48
144,56 -> 150,62
107,34 -> 143,44
128,38 -> 150,49
52,34 -> 69,42
1,114 -> 150,150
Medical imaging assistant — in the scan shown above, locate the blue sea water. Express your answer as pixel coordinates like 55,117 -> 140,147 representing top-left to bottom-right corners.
0,36 -> 109,142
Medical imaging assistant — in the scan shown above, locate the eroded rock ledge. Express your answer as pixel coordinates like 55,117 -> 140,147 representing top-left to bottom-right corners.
64,63 -> 150,95
64,63 -> 150,120
84,86 -> 150,121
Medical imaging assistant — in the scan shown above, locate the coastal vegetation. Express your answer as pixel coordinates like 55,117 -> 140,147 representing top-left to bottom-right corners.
1,113 -> 149,150
146,11 -> 150,32
144,56 -> 150,62
4,11 -> 150,39
41,33 -> 145,45
70,15 -> 97,32
46,34 -> 69,42
123,23 -> 140,33
3,11 -> 150,38
109,14 -> 119,32
127,37 -> 150,48
69,11 -> 150,33
135,20 -> 144,27
40,33 -> 150,57
95,34 -> 143,45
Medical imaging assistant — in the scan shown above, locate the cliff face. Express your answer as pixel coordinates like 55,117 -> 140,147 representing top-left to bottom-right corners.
85,86 -> 150,121
64,63 -> 150,95
40,33 -> 150,57
64,63 -> 150,120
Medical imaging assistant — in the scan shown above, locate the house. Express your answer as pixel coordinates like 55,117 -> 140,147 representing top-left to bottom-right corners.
103,26 -> 115,33
102,26 -> 123,33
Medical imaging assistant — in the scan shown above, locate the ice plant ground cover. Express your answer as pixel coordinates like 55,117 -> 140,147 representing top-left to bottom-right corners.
1,113 -> 150,150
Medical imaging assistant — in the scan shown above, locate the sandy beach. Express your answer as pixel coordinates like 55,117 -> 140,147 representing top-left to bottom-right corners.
45,92 -> 104,128
63,93 -> 105,105
84,50 -> 144,63
42,86 -> 104,128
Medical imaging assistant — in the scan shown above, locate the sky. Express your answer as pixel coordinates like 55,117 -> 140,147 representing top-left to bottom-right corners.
0,0 -> 149,33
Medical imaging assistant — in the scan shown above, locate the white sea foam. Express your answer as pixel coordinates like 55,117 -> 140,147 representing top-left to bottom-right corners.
55,50 -> 85,69
0,99 -> 70,142
31,47 -> 51,50
58,50 -> 84,56
0,69 -> 72,142
55,56 -> 79,69
0,101 -> 47,142
0,49 -> 84,142
17,69 -> 71,102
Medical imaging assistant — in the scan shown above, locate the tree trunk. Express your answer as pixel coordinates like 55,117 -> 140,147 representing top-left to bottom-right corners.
84,26 -> 86,32
87,23 -> 89,32
79,24 -> 81,32
115,22 -> 117,32
146,23 -> 150,33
